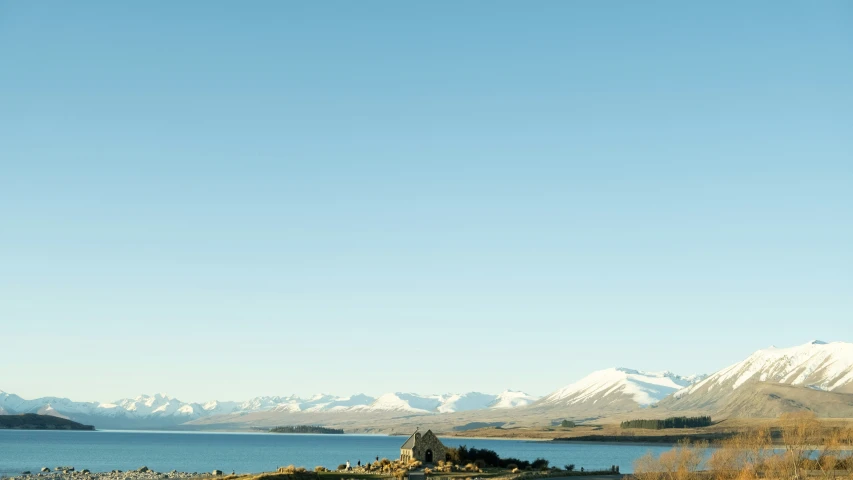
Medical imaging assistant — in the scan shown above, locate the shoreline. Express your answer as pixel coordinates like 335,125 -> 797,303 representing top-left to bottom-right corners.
3,469 -> 209,480
440,435 -> 550,442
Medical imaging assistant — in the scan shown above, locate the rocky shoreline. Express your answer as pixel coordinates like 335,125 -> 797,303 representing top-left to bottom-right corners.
3,466 -> 221,480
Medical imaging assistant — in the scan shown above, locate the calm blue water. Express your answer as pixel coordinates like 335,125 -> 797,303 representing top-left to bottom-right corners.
0,430 -> 674,476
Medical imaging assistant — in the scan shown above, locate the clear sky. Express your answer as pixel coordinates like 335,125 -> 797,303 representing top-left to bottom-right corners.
1,2 -> 851,403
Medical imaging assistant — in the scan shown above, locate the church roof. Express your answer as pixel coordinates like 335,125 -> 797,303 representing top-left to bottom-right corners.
400,429 -> 435,449
400,432 -> 417,449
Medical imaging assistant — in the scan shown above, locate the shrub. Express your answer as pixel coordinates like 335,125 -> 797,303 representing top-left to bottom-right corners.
474,459 -> 486,469
512,468 -> 520,474
531,458 -> 549,470
336,465 -> 347,471
561,420 -> 576,428
295,467 -> 306,473
507,464 -> 518,470
424,468 -> 432,475
314,466 -> 327,473
279,465 -> 296,474
464,463 -> 478,472
565,464 -> 575,472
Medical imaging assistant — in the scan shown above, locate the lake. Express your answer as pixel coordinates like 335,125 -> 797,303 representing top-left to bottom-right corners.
0,430 -> 675,476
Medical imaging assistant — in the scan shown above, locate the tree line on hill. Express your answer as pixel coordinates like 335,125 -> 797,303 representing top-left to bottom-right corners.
620,416 -> 712,430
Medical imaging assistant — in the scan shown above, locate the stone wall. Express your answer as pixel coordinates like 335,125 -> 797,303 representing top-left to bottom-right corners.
404,431 -> 446,464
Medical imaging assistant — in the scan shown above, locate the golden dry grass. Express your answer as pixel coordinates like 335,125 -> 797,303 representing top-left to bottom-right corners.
631,412 -> 853,480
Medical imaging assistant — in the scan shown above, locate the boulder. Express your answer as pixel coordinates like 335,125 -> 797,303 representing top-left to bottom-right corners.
138,467 -> 150,473
81,470 -> 91,474
22,472 -> 31,475
42,468 -> 50,473
212,470 -> 223,476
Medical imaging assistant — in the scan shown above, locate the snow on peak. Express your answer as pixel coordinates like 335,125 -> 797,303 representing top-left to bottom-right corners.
363,392 -> 437,413
541,367 -> 695,407
489,390 -> 539,409
676,340 -> 853,398
437,392 -> 497,413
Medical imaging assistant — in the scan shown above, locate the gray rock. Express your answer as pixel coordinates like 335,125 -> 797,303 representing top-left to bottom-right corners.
137,467 -> 150,473
22,472 -> 31,475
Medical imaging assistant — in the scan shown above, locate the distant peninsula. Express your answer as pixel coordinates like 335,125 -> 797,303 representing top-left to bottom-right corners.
0,413 -> 95,430
267,425 -> 344,434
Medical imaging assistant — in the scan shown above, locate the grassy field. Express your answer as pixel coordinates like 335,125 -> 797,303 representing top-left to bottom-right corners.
441,417 -> 853,444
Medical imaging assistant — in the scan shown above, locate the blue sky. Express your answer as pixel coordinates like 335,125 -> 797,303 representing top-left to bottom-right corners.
1,2 -> 851,402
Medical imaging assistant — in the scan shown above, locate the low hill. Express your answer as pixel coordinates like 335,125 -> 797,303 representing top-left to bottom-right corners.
0,413 -> 95,430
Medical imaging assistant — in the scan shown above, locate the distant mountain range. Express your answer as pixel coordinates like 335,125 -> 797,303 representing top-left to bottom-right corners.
0,389 -> 539,429
3,340 -> 852,429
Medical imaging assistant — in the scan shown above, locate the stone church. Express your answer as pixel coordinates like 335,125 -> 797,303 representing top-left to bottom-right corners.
400,429 -> 446,464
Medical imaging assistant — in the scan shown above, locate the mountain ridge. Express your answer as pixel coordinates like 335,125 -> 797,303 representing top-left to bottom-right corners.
5,340 -> 852,430
0,389 -> 540,429
659,340 -> 853,415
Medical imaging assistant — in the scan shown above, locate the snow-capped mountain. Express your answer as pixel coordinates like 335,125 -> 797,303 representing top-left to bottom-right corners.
348,391 -> 538,413
535,368 -> 700,414
490,390 -> 540,409
660,341 -> 853,416
271,394 -> 379,413
0,389 -> 538,429
8,341 -> 850,429
0,391 -> 101,417
678,341 -> 853,396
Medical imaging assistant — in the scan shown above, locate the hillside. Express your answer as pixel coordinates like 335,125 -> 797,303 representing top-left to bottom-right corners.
713,382 -> 853,418
527,368 -> 701,417
659,341 -> 853,416
0,413 -> 94,430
